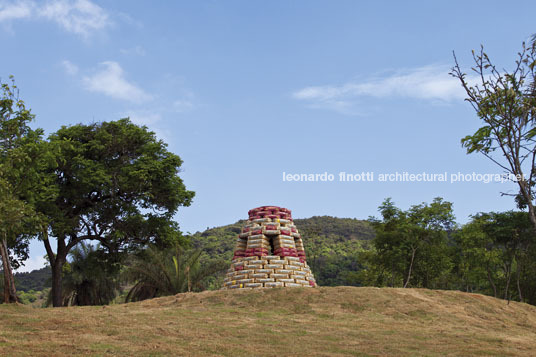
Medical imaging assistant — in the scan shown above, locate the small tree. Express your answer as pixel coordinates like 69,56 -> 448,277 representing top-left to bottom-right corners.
450,37 -> 536,230
369,198 -> 456,289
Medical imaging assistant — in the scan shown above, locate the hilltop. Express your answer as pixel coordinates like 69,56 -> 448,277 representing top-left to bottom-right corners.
1,286 -> 535,356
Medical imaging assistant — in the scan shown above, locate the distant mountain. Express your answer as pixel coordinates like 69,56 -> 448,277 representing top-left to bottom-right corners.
191,216 -> 374,287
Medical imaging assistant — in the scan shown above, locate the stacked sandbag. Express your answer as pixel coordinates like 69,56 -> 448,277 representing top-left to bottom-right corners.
223,206 -> 317,289
222,255 -> 316,289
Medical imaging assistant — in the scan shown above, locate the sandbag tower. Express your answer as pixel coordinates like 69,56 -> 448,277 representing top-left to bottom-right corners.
222,206 -> 317,289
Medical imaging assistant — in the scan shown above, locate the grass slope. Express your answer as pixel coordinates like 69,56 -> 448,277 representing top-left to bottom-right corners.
1,287 -> 535,356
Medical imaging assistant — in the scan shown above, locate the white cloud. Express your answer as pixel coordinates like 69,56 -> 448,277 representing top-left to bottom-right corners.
0,0 -> 111,37
83,61 -> 152,102
40,0 -> 110,37
15,255 -> 47,273
293,65 -> 475,114
0,1 -> 34,22
61,59 -> 79,75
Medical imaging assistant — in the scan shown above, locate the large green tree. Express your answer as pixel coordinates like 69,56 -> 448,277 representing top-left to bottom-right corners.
451,37 -> 536,230
0,77 -> 47,303
39,119 -> 194,307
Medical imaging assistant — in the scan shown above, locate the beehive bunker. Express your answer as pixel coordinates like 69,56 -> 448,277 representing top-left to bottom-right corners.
222,206 -> 317,289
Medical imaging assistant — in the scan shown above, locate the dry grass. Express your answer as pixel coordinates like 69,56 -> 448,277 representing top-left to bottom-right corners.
1,286 -> 536,356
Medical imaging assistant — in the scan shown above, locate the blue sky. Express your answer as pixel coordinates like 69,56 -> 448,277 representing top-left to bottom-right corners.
1,0 -> 535,272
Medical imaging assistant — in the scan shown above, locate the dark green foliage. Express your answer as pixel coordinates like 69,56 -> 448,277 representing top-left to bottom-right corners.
43,118 -> 195,251
0,76 -> 50,303
124,244 -> 226,302
0,76 -> 51,265
359,197 -> 536,305
56,242 -> 122,306
455,211 -> 536,304
39,118 -> 195,306
14,267 -> 51,292
295,216 -> 375,244
361,198 -> 456,289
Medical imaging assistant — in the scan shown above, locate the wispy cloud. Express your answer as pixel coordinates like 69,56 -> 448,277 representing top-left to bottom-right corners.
61,59 -> 79,75
293,64 -> 473,114
0,0 -> 111,37
61,60 -> 195,135
0,1 -> 34,22
82,61 -> 151,102
40,0 -> 110,37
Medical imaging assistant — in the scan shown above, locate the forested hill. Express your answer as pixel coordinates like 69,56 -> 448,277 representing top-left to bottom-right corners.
14,267 -> 51,292
190,216 -> 374,287
293,216 -> 375,242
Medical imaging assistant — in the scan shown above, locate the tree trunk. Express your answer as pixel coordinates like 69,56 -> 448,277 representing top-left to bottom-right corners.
50,255 -> 66,307
516,261 -> 523,302
1,245 -> 11,303
390,262 -> 395,287
186,266 -> 191,293
525,195 -> 536,228
42,230 -> 68,308
487,267 -> 497,298
519,183 -> 536,234
0,238 -> 18,303
504,262 -> 512,302
403,247 -> 416,288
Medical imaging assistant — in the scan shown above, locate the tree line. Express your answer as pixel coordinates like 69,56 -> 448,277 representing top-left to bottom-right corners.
359,198 -> 536,305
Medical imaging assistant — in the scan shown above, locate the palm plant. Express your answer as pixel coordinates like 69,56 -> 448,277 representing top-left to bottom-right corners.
49,242 -> 121,306
124,244 -> 225,302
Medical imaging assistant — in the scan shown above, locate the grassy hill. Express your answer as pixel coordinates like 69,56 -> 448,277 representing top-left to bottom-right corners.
191,216 -> 375,288
1,286 -> 535,356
